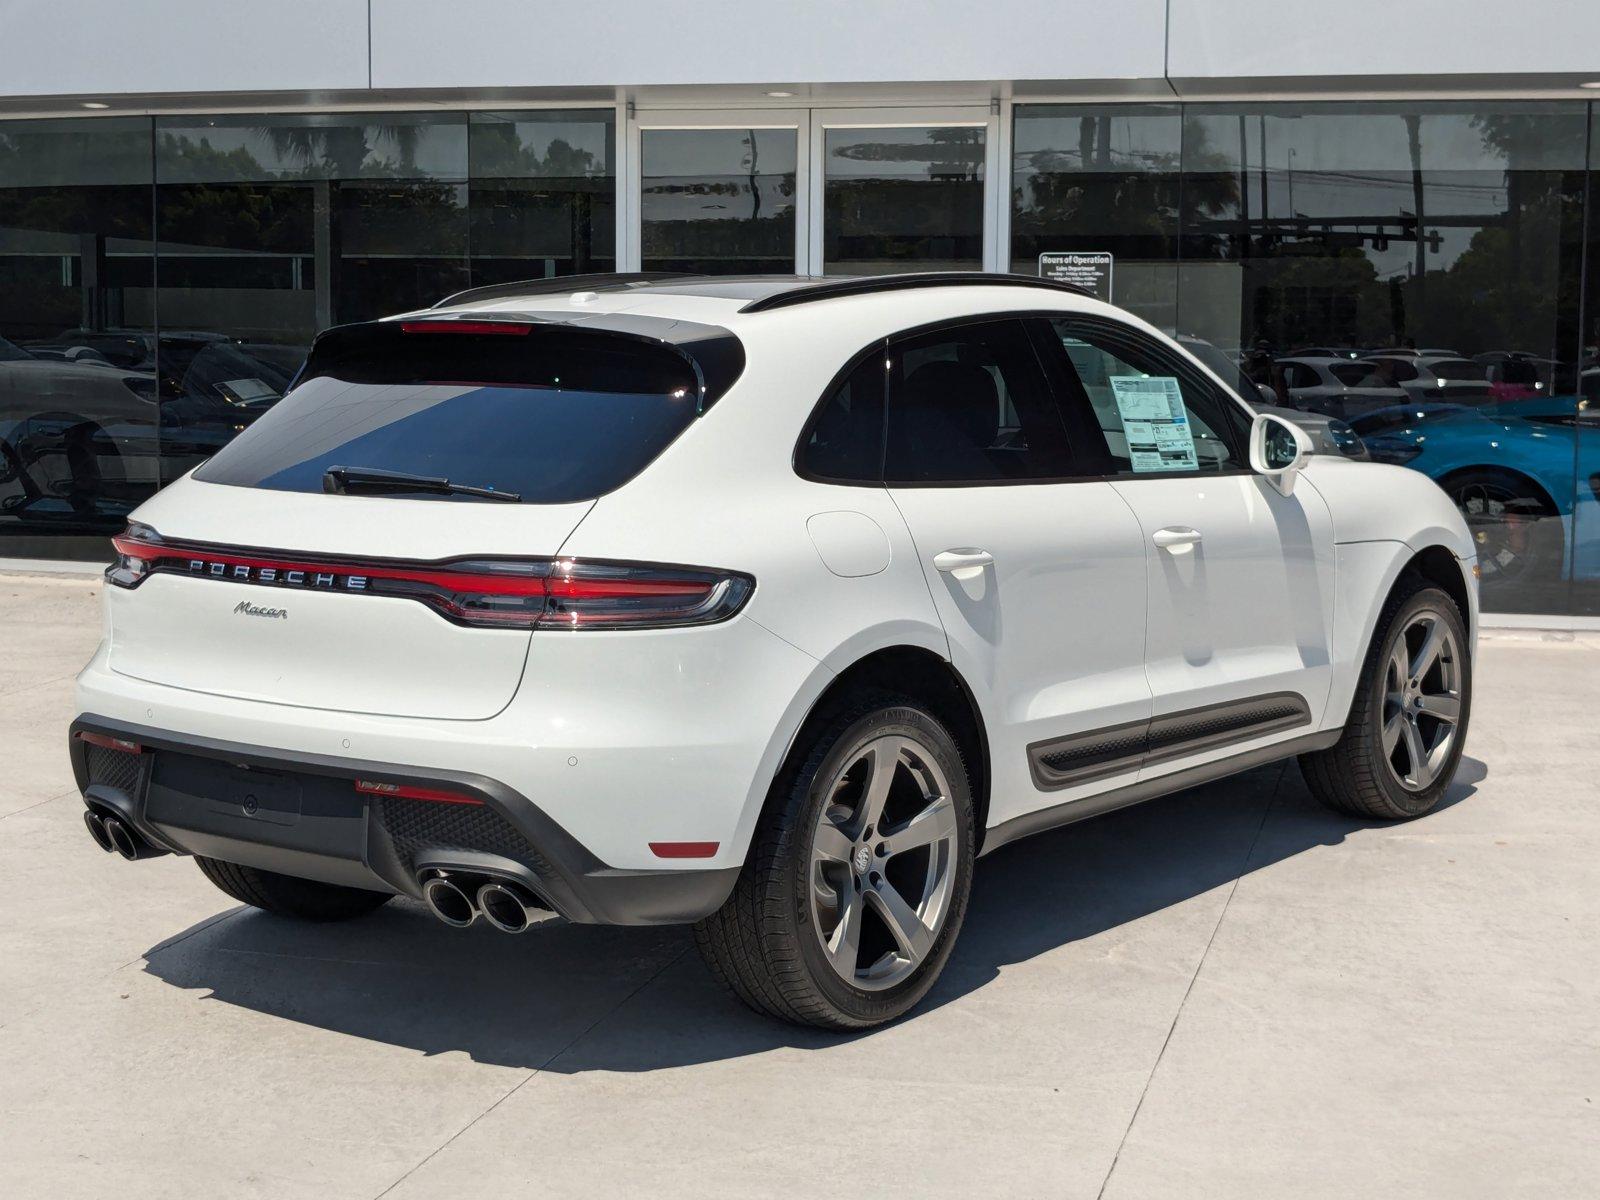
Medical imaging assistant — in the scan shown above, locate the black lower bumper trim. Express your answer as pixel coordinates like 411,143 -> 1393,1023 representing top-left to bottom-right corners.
69,714 -> 739,926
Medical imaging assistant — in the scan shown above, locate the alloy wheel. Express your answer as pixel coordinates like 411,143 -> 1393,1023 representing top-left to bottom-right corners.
1381,610 -> 1463,792
808,734 -> 960,991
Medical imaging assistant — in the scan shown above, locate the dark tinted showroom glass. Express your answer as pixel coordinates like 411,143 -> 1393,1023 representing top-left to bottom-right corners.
154,113 -> 469,484
1178,103 -> 1588,614
823,126 -> 984,275
1011,105 -> 1181,328
801,347 -> 886,482
0,118 -> 156,559
884,320 -> 1070,483
469,111 -> 615,285
194,328 -> 702,504
1043,319 -> 1245,476
642,127 -> 798,274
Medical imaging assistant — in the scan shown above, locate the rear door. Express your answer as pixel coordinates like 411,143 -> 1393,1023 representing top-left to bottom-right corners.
106,318 -> 711,720
1035,315 -> 1337,776
879,317 -> 1151,829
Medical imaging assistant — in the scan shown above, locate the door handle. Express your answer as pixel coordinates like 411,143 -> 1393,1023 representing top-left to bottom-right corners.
1151,527 -> 1203,553
933,548 -> 994,573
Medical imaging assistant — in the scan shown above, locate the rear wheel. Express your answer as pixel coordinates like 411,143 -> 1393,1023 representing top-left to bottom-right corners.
1446,469 -> 1562,583
695,693 -> 975,1030
195,857 -> 392,921
1300,577 -> 1471,820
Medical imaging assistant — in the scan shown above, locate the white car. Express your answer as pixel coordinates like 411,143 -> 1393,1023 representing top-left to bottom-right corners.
71,273 -> 1478,1030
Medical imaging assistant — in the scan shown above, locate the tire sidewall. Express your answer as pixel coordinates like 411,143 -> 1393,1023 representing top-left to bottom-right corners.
783,703 -> 975,1025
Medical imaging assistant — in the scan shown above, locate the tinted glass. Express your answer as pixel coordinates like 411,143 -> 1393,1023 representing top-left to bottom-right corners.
641,128 -> 797,274
468,111 -> 615,286
194,328 -> 701,504
884,320 -> 1070,483
0,118 -> 156,560
801,347 -> 886,482
1011,105 -> 1182,327
823,126 -> 984,275
1043,318 -> 1246,476
1178,103 -> 1587,614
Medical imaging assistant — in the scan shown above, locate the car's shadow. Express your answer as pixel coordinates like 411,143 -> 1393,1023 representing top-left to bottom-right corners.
143,756 -> 1485,1072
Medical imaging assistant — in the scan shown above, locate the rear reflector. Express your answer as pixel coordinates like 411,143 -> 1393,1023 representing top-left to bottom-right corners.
648,841 -> 720,859
108,527 -> 754,631
399,320 -> 530,336
354,779 -> 485,807
76,730 -> 143,754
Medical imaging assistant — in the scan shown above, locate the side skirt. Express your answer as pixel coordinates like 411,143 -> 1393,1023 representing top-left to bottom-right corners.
981,727 -> 1342,857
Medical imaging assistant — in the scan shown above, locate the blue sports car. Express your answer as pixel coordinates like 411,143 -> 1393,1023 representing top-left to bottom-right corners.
1351,383 -> 1600,584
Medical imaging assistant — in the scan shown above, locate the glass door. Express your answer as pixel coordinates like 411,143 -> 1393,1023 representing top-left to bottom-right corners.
808,107 -> 999,275
627,110 -> 809,274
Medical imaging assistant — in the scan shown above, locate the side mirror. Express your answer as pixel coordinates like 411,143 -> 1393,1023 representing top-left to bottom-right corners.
1249,412 -> 1314,496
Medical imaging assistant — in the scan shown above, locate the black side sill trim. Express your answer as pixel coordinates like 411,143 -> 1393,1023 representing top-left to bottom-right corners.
986,727 -> 1341,857
1027,692 -> 1312,791
739,271 -> 1092,314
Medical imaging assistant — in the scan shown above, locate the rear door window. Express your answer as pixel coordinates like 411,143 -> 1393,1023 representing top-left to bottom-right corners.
194,323 -> 708,504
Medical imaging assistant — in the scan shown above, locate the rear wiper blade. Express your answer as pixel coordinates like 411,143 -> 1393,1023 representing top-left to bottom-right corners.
321,465 -> 521,502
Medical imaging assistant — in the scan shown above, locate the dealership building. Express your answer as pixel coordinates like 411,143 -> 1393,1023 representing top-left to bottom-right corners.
2,0 -> 1598,619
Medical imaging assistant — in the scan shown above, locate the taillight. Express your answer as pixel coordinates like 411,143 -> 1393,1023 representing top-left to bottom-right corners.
105,526 -> 753,631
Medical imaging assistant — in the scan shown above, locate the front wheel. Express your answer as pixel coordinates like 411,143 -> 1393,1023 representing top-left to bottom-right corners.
695,694 -> 975,1030
1300,577 -> 1471,820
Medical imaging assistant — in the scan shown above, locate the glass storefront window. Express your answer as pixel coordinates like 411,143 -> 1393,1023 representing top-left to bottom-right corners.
0,118 -> 156,559
1011,105 -> 1183,328
1178,103 -> 1590,615
469,110 -> 615,285
822,125 -> 985,275
641,127 -> 797,274
153,113 -> 469,483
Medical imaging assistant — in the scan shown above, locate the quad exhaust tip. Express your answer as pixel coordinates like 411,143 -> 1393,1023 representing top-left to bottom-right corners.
83,809 -> 115,853
420,875 -> 477,928
477,881 -> 538,934
103,815 -> 142,861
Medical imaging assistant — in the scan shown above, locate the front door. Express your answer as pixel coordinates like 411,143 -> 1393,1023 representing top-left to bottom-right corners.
1037,315 -> 1338,777
880,317 -> 1151,831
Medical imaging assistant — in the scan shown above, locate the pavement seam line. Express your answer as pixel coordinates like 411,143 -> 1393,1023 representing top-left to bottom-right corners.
371,944 -> 690,1199
1093,761 -> 1289,1200
0,786 -> 81,823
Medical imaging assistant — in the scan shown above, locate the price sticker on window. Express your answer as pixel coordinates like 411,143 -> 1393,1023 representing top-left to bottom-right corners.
1109,377 -> 1199,473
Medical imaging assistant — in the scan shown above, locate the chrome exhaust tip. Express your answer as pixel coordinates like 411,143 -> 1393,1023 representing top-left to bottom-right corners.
421,875 -> 477,928
477,881 -> 538,934
103,815 -> 141,861
84,809 -> 115,853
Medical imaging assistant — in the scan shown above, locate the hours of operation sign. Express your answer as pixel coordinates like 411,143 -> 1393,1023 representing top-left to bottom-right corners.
1038,251 -> 1113,301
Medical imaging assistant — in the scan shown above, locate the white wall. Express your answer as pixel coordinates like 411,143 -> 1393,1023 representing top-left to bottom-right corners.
1168,0 -> 1600,86
0,0 -> 369,97
368,0 -> 1167,90
2,0 -> 1598,102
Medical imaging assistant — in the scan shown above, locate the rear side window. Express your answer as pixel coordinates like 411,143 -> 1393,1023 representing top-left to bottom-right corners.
800,346 -> 886,482
884,319 -> 1072,484
194,324 -> 704,504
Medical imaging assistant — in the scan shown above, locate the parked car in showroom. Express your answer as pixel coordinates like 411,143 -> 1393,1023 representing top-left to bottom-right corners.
1273,355 -> 1408,420
1352,393 -> 1599,583
71,272 -> 1478,1030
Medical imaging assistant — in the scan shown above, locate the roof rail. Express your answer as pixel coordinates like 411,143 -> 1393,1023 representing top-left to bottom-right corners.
737,271 -> 1093,314
432,271 -> 701,310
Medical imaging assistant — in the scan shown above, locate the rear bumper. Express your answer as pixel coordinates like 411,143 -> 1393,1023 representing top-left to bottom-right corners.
70,714 -> 739,925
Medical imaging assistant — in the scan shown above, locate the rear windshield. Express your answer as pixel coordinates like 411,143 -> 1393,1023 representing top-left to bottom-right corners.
193,323 -> 702,504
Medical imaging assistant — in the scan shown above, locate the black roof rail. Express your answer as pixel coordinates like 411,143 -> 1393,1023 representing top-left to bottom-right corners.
737,271 -> 1094,314
432,271 -> 701,310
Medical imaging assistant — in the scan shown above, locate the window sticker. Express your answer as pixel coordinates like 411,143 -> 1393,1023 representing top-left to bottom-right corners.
1108,376 -> 1199,473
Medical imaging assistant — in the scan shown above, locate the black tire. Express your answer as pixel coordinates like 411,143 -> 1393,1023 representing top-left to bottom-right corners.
1300,575 -> 1472,820
694,691 -> 975,1030
1445,468 -> 1563,583
195,856 -> 392,921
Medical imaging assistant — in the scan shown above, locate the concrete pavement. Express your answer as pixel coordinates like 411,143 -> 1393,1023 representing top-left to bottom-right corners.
0,571 -> 1595,1197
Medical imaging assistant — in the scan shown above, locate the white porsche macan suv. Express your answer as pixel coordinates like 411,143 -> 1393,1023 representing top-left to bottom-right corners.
71,273 -> 1477,1029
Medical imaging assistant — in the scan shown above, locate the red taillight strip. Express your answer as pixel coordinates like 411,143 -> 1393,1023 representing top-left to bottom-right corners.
399,320 -> 531,336
76,730 -> 143,754
649,841 -> 721,859
354,779 -> 485,807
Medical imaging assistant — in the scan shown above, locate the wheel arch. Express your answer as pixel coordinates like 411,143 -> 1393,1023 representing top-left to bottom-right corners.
1435,463 -> 1562,517
759,644 -> 993,855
